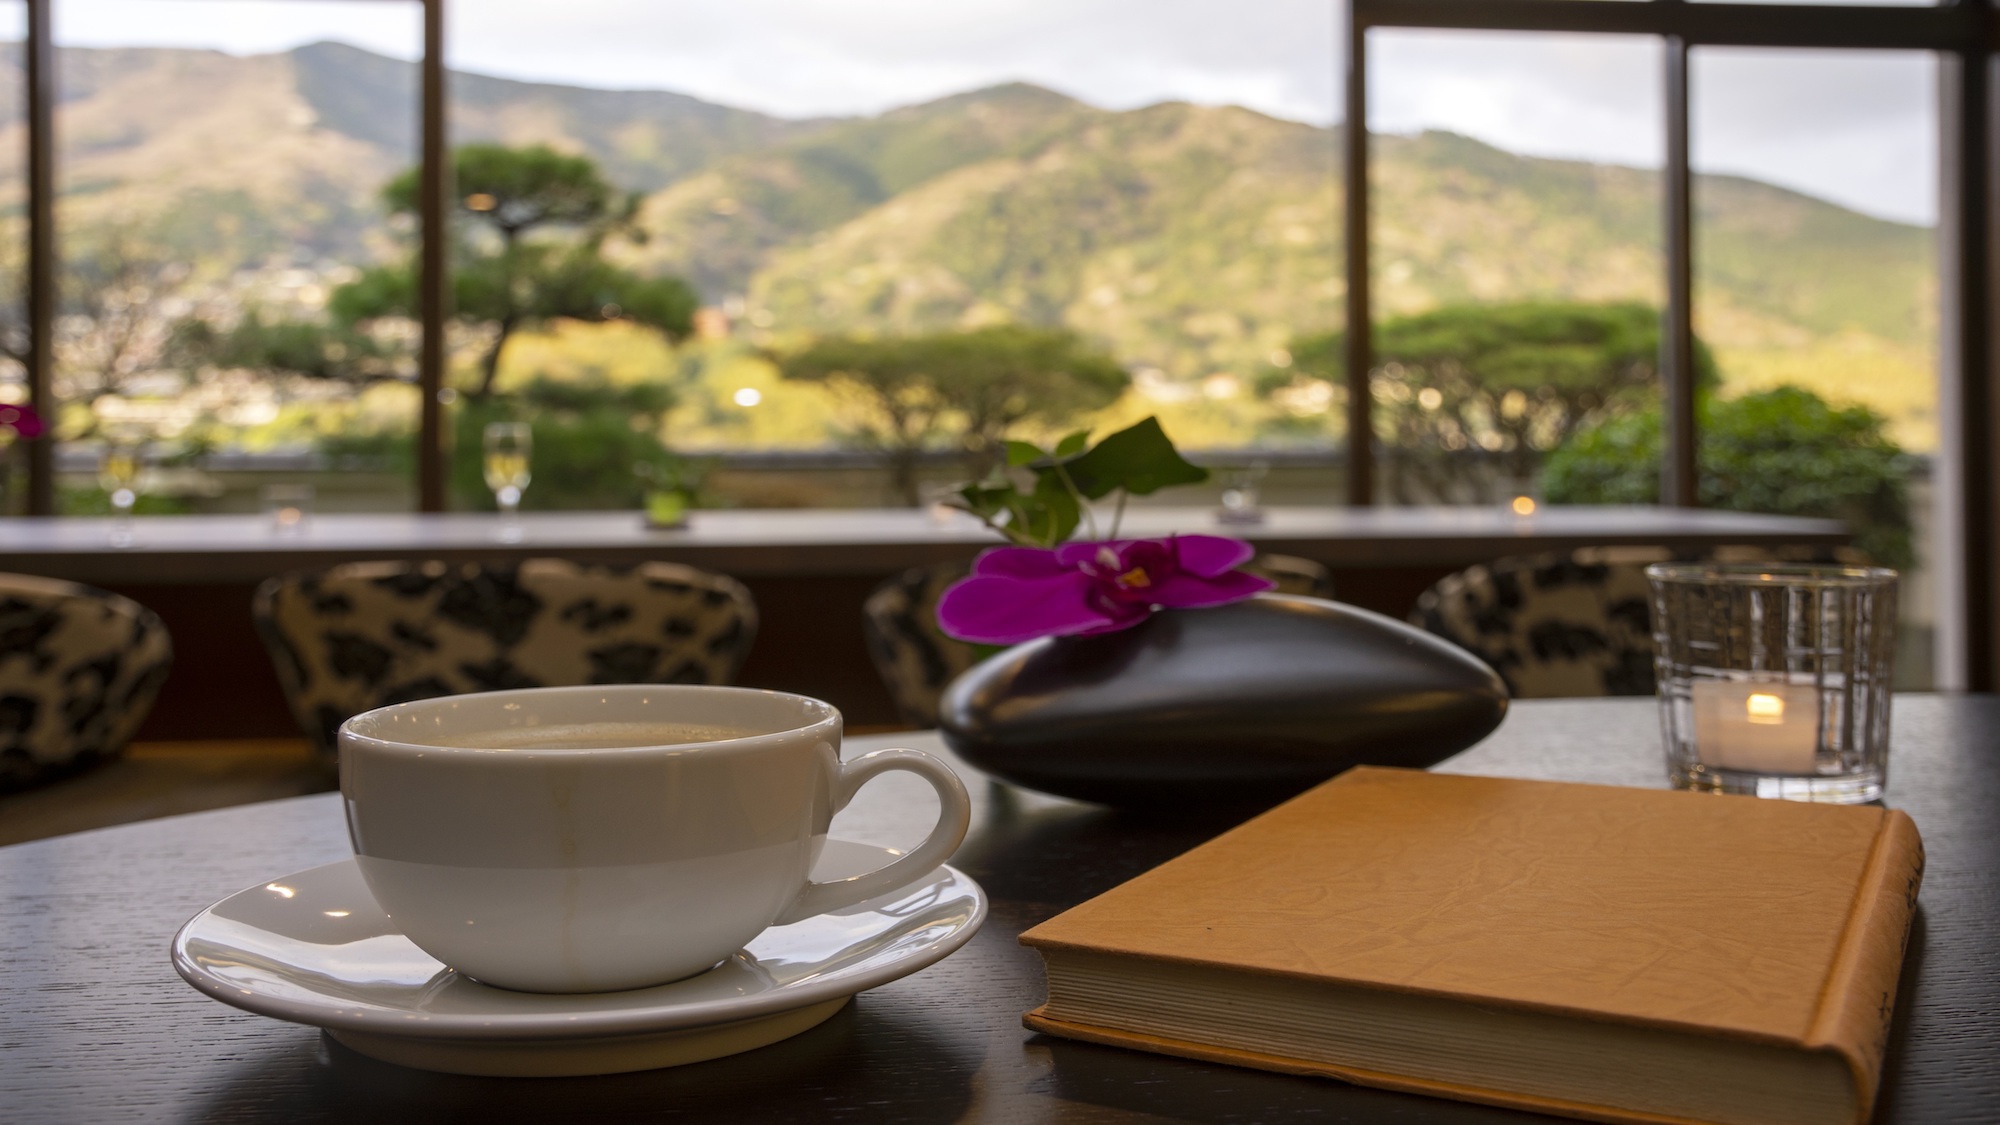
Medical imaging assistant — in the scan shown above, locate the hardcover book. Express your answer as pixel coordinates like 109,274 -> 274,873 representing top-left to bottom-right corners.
1021,767 -> 1923,1125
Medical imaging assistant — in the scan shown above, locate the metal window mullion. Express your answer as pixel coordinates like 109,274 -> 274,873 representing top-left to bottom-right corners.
417,0 -> 449,512
1662,33 -> 1697,509
1937,25 -> 1997,692
1343,0 -> 1373,507
23,0 -> 54,516
1352,0 -> 1978,52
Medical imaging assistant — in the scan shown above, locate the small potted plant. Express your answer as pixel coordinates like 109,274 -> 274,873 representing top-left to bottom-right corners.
931,417 -> 1510,810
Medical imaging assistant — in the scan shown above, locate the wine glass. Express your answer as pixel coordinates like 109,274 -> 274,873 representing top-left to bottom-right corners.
99,441 -> 144,547
483,422 -> 532,542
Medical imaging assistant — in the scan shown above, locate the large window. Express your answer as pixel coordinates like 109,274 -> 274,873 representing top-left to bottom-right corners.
5,0 -> 1998,686
1690,47 -> 1940,686
1344,0 -> 1999,689
48,0 -> 424,513
1366,29 -> 1665,506
441,0 -> 1344,510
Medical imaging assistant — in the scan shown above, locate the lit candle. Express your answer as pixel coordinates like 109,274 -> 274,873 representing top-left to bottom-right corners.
1690,681 -> 1821,774
1509,495 -> 1537,517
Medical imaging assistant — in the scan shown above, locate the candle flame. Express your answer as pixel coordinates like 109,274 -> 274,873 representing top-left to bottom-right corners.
1745,692 -> 1786,725
1511,496 -> 1537,516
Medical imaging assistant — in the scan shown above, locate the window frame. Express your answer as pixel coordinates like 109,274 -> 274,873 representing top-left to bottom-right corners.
1343,0 -> 2000,689
12,0 -> 1998,686
15,0 -> 448,511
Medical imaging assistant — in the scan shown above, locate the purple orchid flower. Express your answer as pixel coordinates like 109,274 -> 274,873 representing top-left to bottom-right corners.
0,402 -> 43,439
936,534 -> 1274,645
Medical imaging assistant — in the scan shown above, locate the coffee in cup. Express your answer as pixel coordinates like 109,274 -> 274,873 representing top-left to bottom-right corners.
339,684 -> 971,993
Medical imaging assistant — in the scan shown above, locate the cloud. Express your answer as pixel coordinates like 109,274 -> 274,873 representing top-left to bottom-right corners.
1692,48 -> 1936,226
52,0 -> 421,60
48,0 -> 1934,223
1370,32 -> 1665,169
444,0 -> 1338,123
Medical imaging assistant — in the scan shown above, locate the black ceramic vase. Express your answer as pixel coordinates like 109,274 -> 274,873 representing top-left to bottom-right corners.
936,594 -> 1508,809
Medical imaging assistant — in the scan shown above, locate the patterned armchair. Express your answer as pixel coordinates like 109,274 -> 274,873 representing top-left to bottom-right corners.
1410,544 -> 1865,699
254,558 -> 758,760
0,573 -> 173,791
1410,546 -> 1671,700
862,553 -> 1333,729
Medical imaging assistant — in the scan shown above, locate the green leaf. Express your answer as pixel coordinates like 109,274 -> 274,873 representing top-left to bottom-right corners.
1054,429 -> 1091,458
1004,440 -> 1047,468
1056,416 -> 1209,499
953,480 -> 1016,522
1028,470 -> 1082,546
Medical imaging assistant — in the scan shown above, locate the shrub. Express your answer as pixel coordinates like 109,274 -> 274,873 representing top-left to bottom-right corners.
1544,386 -> 1913,569
451,377 -> 680,511
779,325 -> 1128,505
1284,301 -> 1717,503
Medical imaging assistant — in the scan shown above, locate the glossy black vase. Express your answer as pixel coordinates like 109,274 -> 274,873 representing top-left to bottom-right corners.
937,594 -> 1508,809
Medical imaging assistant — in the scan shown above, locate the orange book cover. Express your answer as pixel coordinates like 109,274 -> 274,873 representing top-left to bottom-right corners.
1021,767 -> 1923,1125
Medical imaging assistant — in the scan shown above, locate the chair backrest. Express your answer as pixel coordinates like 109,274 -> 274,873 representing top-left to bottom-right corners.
862,564 -> 984,730
861,552 -> 1334,729
1410,546 -> 1668,700
1411,543 -> 1872,700
254,558 -> 758,760
0,572 -> 173,791
1244,553 -> 1335,600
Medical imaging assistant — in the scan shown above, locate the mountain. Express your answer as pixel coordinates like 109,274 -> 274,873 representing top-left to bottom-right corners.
724,97 -> 1342,377
622,82 -> 1096,301
0,41 -> 1939,445
0,41 -> 826,264
682,97 -> 1931,443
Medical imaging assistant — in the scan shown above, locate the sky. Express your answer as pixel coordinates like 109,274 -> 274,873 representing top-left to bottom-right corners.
31,0 -> 1939,225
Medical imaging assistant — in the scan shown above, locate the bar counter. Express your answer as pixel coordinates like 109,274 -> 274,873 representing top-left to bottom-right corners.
0,506 -> 1849,736
0,505 -> 1847,585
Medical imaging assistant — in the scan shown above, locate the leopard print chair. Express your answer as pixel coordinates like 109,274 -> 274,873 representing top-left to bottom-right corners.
862,553 -> 1334,729
1409,544 -> 1866,699
1411,546 -> 1670,699
255,559 -> 758,761
0,573 -> 173,791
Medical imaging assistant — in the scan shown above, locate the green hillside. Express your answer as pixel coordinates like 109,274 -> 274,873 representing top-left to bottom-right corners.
618,82 -> 1094,300
735,100 -> 1341,379
0,41 -> 1940,448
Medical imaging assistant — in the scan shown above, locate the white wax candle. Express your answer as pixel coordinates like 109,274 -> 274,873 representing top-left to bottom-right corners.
1690,681 -> 1821,774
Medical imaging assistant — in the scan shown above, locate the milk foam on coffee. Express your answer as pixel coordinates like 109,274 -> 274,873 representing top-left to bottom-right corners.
429,721 -> 757,750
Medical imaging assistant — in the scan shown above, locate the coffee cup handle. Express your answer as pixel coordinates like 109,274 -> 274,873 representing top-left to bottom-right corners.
774,747 -> 973,924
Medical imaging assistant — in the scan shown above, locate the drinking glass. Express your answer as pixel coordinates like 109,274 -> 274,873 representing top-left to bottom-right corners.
99,442 -> 144,547
1647,563 -> 1897,803
1216,463 -> 1269,525
483,422 -> 532,542
262,483 -> 315,537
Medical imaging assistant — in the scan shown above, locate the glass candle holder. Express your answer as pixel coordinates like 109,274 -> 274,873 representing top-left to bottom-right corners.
1215,463 -> 1268,525
261,483 -> 315,537
1646,563 -> 1897,803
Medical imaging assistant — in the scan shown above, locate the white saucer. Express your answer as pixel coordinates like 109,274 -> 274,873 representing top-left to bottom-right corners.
171,840 -> 987,1076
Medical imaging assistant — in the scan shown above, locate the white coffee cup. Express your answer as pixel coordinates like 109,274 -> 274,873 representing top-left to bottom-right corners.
338,684 -> 971,994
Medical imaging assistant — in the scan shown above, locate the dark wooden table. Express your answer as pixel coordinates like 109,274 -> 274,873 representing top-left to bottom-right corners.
0,506 -> 1850,738
9,696 -> 1987,1124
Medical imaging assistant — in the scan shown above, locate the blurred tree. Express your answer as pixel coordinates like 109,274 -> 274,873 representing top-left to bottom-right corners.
0,226 -> 199,439
450,377 -> 682,511
166,313 -> 406,385
353,144 -> 697,397
178,144 -> 698,400
1544,385 -> 1913,569
1277,302 -> 1715,503
778,326 -> 1129,505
